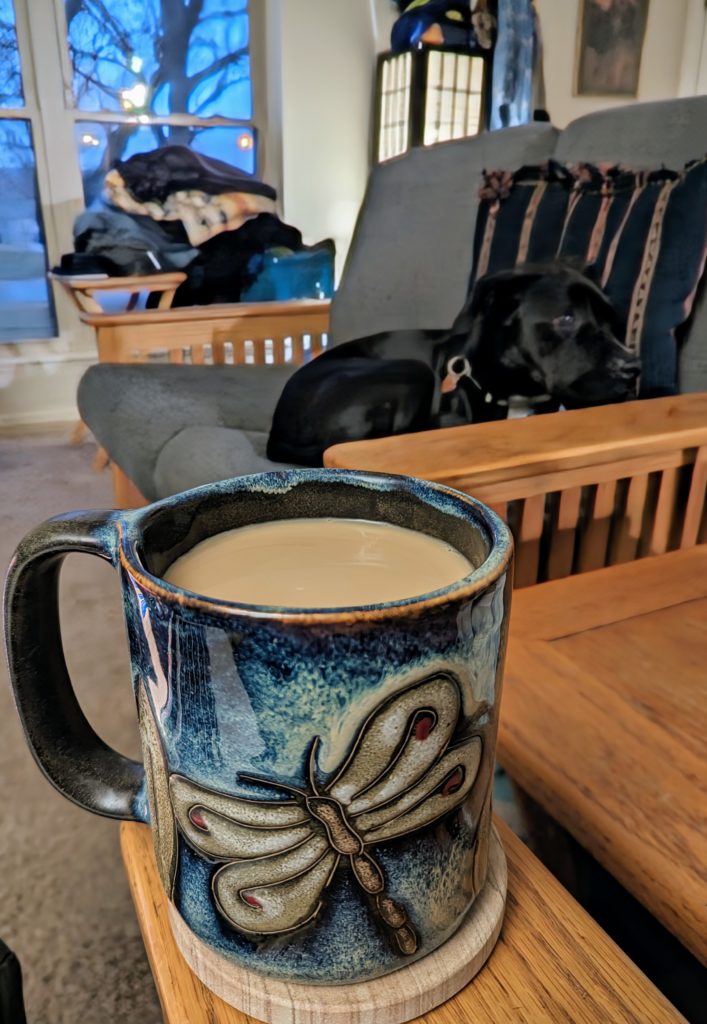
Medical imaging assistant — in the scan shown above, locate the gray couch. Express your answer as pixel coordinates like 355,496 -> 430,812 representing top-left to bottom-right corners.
78,97 -> 707,502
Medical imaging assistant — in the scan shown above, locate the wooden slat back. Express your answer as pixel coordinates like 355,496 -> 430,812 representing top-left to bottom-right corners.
209,329 -> 329,368
488,450 -> 707,588
325,398 -> 707,589
133,329 -> 330,368
681,445 -> 707,548
84,299 -> 331,365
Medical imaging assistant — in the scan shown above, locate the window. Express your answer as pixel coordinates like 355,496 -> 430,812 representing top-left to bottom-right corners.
0,0 -> 56,341
0,0 -> 258,343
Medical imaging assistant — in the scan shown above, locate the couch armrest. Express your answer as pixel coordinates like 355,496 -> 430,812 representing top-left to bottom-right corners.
78,363 -> 298,501
324,396 -> 707,495
79,299 -> 331,363
325,395 -> 707,587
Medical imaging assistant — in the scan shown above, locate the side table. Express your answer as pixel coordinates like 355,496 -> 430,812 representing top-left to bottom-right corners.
120,817 -> 685,1024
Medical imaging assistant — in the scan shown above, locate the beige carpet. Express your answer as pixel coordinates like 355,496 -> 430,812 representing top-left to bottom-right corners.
0,431 -> 162,1023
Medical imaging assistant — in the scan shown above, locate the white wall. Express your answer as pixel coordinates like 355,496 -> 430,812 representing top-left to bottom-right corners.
679,0 -> 707,96
535,0 -> 690,128
273,0 -> 395,278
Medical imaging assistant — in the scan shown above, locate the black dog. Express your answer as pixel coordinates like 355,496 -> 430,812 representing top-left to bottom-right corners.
267,264 -> 640,466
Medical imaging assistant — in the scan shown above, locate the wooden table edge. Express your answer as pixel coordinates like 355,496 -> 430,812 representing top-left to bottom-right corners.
119,818 -> 685,1024
509,546 -> 707,640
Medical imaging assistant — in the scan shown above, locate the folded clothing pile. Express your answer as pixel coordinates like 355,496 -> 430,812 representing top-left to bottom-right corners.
56,146 -> 334,304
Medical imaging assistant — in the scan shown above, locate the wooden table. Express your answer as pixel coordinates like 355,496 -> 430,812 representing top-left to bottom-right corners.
500,546 -> 707,966
120,818 -> 684,1023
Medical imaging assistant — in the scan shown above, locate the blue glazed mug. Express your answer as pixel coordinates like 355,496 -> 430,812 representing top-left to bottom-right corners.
5,470 -> 512,987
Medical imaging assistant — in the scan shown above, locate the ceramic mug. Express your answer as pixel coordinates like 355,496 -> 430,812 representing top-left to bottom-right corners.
5,470 -> 512,986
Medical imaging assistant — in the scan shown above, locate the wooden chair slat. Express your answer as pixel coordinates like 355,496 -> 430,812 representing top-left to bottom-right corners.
650,467 -> 680,555
681,446 -> 707,549
514,494 -> 546,588
250,337 -> 266,364
546,486 -> 583,581
637,472 -> 662,558
271,336 -> 287,364
577,481 -> 616,573
608,473 -> 647,565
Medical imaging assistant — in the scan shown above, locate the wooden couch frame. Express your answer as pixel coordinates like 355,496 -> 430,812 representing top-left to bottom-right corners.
75,298 -> 331,507
325,394 -> 707,587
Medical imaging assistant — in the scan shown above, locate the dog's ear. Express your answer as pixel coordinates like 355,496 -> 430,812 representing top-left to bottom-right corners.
568,277 -> 625,338
448,269 -> 544,339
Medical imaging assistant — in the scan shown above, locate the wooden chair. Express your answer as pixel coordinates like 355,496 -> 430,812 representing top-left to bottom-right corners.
51,269 -> 331,505
324,394 -> 707,587
74,298 -> 330,368
75,298 -> 331,507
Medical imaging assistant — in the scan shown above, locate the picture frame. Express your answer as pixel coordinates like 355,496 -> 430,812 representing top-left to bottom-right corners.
575,0 -> 650,97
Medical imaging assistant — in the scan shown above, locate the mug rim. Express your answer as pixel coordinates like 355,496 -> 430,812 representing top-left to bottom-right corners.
118,469 -> 513,624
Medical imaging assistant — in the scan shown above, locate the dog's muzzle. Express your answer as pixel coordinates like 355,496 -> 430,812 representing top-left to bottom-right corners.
560,357 -> 641,405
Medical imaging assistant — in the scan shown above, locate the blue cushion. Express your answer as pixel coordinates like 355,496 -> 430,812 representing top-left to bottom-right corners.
470,158 -> 707,396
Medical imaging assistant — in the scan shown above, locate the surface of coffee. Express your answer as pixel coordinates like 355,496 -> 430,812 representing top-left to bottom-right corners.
164,517 -> 473,608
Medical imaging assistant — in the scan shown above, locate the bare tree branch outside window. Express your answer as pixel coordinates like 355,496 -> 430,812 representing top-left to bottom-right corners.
65,0 -> 253,201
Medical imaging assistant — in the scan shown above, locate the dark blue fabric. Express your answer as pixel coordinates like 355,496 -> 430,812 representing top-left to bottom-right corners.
242,247 -> 335,302
615,162 -> 707,396
390,0 -> 478,51
470,162 -> 573,281
470,157 -> 707,396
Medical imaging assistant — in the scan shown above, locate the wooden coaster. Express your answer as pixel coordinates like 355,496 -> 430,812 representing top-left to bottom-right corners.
168,826 -> 507,1024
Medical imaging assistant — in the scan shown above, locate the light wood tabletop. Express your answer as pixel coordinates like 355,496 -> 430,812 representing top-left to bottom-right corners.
499,545 -> 707,966
120,817 -> 685,1024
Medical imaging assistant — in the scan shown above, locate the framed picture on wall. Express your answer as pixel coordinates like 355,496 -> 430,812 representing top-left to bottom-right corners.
575,0 -> 650,97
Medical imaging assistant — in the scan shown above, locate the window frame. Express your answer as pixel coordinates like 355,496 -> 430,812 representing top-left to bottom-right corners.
0,0 -> 270,352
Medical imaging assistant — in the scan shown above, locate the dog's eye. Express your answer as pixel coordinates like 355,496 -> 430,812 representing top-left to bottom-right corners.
554,312 -> 575,327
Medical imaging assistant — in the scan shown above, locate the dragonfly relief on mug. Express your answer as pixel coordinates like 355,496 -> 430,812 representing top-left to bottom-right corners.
168,672 -> 483,956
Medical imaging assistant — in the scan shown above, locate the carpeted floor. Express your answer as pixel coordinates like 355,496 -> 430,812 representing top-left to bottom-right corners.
0,431 -> 162,1023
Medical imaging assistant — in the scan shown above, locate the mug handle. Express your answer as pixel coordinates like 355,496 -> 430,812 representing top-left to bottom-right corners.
4,510 -> 146,821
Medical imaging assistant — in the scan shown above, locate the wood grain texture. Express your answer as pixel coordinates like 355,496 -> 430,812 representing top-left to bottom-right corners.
324,395 -> 707,485
88,301 -> 329,365
120,818 -> 684,1024
110,464 -> 148,509
681,446 -> 707,549
324,395 -> 707,588
546,485 -> 582,580
499,548 -> 707,964
167,830 -> 505,1024
576,480 -> 615,573
81,298 -> 330,329
515,494 -> 545,588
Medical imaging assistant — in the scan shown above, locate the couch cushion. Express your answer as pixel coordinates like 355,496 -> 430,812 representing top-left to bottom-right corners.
154,427 -> 296,499
470,158 -> 707,396
330,122 -> 558,343
554,96 -> 707,168
77,363 -> 297,500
